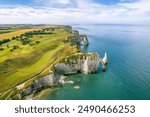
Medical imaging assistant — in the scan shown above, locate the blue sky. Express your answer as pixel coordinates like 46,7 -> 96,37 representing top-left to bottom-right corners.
0,0 -> 136,6
0,0 -> 135,5
0,0 -> 150,24
0,0 -> 31,5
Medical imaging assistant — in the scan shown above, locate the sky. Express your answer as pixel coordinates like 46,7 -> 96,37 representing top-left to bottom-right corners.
0,0 -> 150,24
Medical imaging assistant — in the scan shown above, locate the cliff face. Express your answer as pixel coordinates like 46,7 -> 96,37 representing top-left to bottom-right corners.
67,35 -> 89,46
72,30 -> 79,35
54,53 -> 100,75
21,53 -> 100,98
21,74 -> 63,98
82,35 -> 89,46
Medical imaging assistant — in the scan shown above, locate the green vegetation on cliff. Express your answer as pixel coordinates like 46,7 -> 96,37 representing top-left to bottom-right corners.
0,25 -> 80,97
60,53 -> 99,65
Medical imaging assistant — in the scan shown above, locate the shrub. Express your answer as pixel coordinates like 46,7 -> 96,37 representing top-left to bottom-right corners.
29,43 -> 36,46
7,44 -> 9,48
12,37 -> 16,40
0,48 -> 4,51
20,38 -> 31,45
20,34 -> 25,37
13,45 -> 19,50
35,41 -> 40,44
10,49 -> 13,52
0,39 -> 10,45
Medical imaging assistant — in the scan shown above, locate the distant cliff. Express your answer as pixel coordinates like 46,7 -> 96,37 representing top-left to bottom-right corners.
66,35 -> 89,46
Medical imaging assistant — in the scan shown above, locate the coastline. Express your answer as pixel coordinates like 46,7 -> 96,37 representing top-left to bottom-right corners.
0,25 -> 106,100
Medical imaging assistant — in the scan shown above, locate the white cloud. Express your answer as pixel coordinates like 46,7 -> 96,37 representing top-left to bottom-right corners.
119,0 -> 150,12
33,0 -> 70,5
0,0 -> 150,24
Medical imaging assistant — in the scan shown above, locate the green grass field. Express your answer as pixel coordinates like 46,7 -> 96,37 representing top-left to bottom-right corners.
0,25 -> 78,95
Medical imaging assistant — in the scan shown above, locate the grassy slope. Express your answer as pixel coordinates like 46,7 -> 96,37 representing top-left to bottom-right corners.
0,45 -> 61,91
0,25 -> 77,94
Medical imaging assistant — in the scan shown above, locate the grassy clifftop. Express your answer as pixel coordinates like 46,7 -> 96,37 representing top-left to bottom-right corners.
0,25 -> 80,94
59,53 -> 99,65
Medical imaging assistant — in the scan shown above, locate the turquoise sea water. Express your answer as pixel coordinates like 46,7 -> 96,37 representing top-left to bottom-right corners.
42,24 -> 150,100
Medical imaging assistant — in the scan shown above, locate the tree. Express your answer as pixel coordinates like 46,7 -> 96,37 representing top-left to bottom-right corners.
13,45 -> 19,50
0,39 -> 10,45
20,37 -> 31,45
7,44 -> 9,48
12,37 -> 16,40
0,48 -> 4,51
29,43 -> 36,46
20,34 -> 25,37
35,41 -> 40,44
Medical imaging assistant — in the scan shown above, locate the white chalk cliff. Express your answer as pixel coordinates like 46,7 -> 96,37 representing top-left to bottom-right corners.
66,35 -> 89,46
102,52 -> 108,65
54,53 -> 100,75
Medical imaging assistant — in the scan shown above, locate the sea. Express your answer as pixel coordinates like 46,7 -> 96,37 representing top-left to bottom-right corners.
41,24 -> 150,100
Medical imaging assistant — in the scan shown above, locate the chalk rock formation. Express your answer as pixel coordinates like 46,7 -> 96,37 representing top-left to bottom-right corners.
21,74 -> 62,97
67,35 -> 89,46
102,52 -> 108,65
72,30 -> 79,35
54,53 -> 100,75
81,35 -> 89,46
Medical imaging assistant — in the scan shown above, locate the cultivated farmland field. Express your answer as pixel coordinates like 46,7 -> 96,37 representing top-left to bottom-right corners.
0,28 -> 42,40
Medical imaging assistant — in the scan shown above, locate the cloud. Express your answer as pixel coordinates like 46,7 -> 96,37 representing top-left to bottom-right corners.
32,0 -> 77,8
119,0 -> 150,12
0,0 -> 150,24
